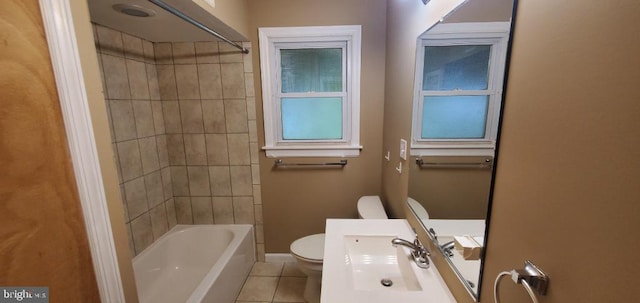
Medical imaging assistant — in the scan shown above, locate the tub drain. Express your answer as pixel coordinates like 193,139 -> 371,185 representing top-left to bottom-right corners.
381,278 -> 393,287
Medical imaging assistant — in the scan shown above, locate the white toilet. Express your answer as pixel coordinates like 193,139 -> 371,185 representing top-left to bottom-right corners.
289,196 -> 388,303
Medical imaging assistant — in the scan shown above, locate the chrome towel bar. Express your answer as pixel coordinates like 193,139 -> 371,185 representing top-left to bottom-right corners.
274,159 -> 347,167
415,158 -> 492,169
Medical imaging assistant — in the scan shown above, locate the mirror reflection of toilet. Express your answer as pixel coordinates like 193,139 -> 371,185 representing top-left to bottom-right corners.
289,196 -> 388,303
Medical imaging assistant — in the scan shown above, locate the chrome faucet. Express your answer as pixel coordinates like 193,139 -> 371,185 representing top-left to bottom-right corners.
440,240 -> 455,257
391,236 -> 430,269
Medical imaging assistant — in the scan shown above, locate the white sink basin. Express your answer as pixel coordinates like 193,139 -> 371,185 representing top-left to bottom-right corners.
322,219 -> 456,303
344,235 -> 421,291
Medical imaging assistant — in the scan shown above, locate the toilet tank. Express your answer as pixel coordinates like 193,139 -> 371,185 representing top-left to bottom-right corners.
357,196 -> 388,219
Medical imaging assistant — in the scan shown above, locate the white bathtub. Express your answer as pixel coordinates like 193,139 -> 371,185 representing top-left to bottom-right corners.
133,225 -> 255,303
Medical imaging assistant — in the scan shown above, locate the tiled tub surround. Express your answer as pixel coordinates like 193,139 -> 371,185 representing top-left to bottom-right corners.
94,24 -> 264,259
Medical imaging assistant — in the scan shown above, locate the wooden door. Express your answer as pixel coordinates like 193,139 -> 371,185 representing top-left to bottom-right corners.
0,0 -> 101,301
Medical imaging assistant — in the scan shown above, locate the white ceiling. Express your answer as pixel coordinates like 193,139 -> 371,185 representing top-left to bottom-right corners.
87,0 -> 247,42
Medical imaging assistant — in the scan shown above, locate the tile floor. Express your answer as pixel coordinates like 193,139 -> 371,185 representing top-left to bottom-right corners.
236,262 -> 308,303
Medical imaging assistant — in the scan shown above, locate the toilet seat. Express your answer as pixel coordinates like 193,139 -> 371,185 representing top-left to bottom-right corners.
290,233 -> 325,262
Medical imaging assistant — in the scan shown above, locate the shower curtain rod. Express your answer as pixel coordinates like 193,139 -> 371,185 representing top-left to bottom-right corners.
148,0 -> 250,54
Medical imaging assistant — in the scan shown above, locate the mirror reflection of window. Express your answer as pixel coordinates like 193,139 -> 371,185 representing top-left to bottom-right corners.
411,23 -> 510,157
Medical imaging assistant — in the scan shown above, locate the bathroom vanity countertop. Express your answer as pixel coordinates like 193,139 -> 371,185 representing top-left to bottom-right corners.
321,219 -> 456,303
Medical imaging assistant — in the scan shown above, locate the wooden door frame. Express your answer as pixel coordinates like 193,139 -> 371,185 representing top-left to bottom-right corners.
39,1 -> 125,302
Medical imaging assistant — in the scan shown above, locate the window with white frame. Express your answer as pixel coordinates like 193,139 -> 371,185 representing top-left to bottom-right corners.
258,26 -> 362,157
411,22 -> 510,156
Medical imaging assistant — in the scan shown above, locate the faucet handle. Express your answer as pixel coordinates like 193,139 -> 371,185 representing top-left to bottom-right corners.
413,235 -> 421,247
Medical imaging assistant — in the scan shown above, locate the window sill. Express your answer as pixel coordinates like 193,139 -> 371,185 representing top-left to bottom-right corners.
262,145 -> 362,158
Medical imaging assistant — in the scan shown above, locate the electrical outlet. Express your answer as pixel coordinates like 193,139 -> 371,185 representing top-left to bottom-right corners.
400,139 -> 407,160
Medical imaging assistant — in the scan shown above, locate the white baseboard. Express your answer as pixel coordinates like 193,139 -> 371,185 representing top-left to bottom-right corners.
265,253 -> 296,263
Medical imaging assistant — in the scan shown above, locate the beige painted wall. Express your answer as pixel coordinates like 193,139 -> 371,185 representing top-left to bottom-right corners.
408,156 -> 492,219
482,0 -> 640,301
246,0 -> 387,253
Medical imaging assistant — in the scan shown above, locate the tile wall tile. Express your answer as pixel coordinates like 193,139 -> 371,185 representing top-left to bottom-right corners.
209,166 -> 232,196
149,203 -> 169,239
221,63 -> 246,99
161,167 -> 173,199
131,213 -> 154,254
101,54 -> 130,100
224,99 -> 248,133
117,140 -> 143,181
175,197 -> 193,224
191,197 -> 214,224
156,135 -> 170,168
170,166 -> 190,196
218,42 -> 244,63
184,134 -> 207,165
139,137 -> 160,174
144,171 -> 164,208
230,166 -> 253,196
198,64 -> 223,99
179,100 -> 205,133
227,134 -> 250,165
162,101 -> 182,133
142,40 -> 155,63
202,100 -> 226,133
195,41 -> 220,64
109,100 -> 136,141
127,59 -> 150,99
166,198 -> 177,229
124,177 -> 148,220
172,42 -> 197,64
175,65 -> 200,100
233,197 -> 254,224
156,65 -> 178,100
205,134 -> 229,165
166,134 -> 186,165
146,64 -> 161,100
151,101 -> 165,134
212,197 -> 234,224
132,100 -> 155,138
187,166 -> 211,196
154,42 -> 173,65
95,25 -> 124,57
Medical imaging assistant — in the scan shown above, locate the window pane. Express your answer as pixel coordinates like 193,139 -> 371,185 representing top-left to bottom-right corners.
422,96 -> 489,139
282,97 -> 343,140
281,48 -> 342,93
423,45 -> 491,91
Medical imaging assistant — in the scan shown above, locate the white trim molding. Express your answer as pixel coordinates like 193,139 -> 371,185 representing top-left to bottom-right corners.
265,253 -> 296,263
258,25 -> 362,158
39,1 -> 125,302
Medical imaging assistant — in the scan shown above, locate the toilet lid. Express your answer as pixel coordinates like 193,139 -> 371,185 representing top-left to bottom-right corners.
290,233 -> 325,261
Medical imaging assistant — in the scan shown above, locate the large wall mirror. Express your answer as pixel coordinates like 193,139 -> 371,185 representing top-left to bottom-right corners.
406,0 -> 515,300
